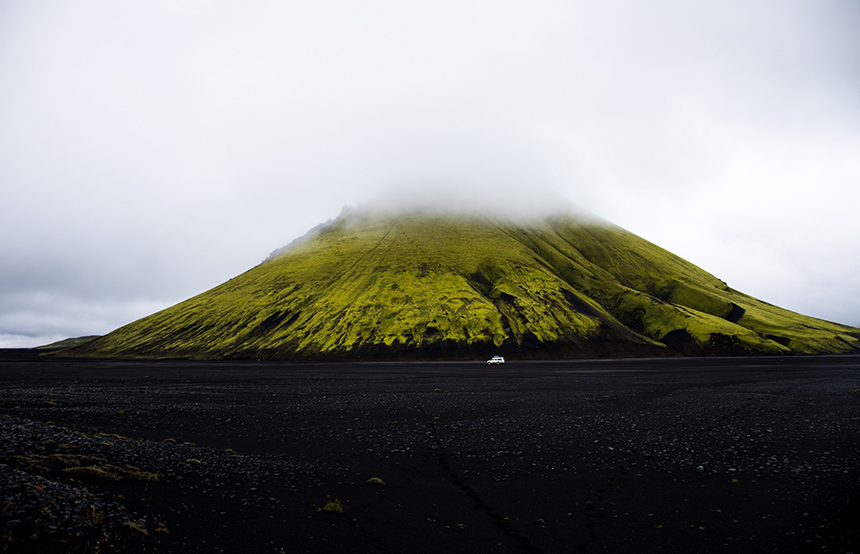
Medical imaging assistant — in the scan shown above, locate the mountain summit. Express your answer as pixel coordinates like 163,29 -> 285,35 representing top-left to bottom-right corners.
68,210 -> 860,360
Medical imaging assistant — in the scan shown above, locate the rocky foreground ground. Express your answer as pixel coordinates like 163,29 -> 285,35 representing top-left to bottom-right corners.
1,351 -> 858,553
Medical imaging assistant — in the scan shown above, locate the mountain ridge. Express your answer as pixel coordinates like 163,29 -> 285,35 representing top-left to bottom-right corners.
65,210 -> 860,360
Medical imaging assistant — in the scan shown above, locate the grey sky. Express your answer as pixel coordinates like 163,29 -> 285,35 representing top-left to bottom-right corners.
2,0 -> 859,347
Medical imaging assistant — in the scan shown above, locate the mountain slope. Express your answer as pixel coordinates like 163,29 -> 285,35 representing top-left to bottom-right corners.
67,211 -> 860,360
35,336 -> 101,350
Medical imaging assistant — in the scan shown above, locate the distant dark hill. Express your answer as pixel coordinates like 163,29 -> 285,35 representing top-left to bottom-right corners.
35,336 -> 100,351
66,210 -> 860,360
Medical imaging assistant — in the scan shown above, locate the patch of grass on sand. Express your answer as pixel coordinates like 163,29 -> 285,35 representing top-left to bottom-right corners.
319,498 -> 343,513
12,452 -> 160,481
123,520 -> 149,535
63,464 -> 160,482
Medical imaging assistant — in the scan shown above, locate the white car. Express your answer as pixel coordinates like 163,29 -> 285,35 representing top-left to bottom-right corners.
487,355 -> 505,364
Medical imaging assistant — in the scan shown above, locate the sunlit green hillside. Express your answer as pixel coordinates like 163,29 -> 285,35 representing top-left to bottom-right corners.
67,210 -> 860,360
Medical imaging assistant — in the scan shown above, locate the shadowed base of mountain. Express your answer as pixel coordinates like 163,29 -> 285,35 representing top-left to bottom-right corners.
238,329 -> 671,362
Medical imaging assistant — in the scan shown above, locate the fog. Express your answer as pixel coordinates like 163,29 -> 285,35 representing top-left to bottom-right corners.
1,1 -> 859,347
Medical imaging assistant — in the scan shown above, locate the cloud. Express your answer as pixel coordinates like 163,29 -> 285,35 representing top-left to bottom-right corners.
0,290 -> 167,348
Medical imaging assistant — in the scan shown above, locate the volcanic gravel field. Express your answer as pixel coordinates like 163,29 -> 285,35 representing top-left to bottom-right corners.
1,352 -> 859,553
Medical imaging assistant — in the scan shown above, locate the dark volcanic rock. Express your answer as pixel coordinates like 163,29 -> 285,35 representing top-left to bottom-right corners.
1,351 -> 859,553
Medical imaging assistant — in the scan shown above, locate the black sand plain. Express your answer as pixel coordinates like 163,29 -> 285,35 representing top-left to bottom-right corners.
1,351 -> 859,553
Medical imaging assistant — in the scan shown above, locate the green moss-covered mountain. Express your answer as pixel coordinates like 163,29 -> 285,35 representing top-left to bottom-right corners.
67,210 -> 860,360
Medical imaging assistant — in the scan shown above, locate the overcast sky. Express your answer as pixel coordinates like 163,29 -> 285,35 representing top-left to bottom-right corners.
2,0 -> 859,348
